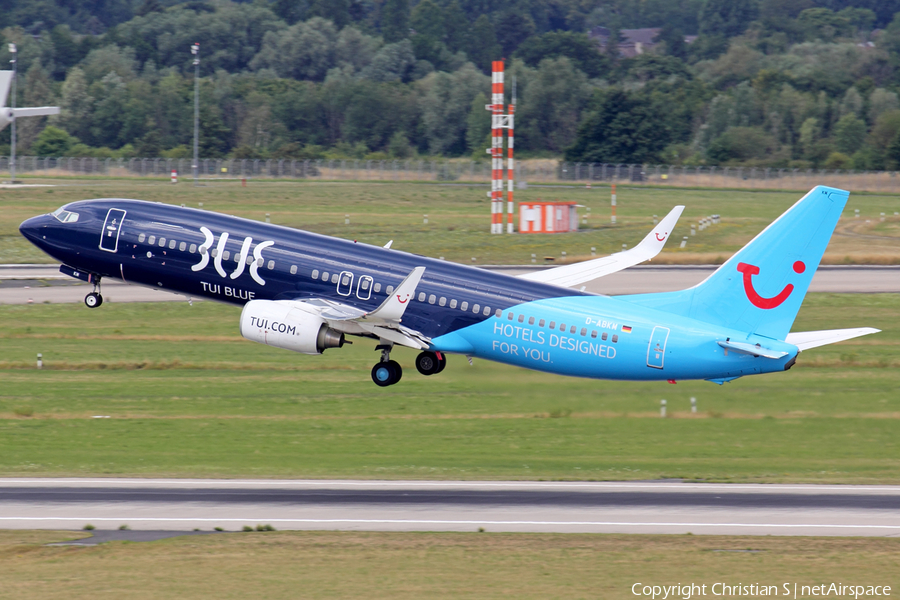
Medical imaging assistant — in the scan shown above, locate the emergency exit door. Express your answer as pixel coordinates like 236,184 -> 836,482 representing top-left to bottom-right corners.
646,326 -> 670,369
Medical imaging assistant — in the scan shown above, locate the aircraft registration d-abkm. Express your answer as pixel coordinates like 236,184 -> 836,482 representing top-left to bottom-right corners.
19,186 -> 878,387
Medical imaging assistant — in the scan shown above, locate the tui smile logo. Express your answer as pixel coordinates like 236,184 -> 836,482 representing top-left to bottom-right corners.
655,232 -> 667,241
737,261 -> 805,309
396,294 -> 409,304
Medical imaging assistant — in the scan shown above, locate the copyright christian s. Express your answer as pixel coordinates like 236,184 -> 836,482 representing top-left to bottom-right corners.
632,583 -> 891,599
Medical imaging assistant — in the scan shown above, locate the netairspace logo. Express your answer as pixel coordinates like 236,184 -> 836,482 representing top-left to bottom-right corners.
631,583 -> 892,599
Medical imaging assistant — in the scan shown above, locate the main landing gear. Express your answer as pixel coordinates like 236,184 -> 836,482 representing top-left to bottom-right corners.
371,345 -> 402,387
84,277 -> 103,308
415,351 -> 446,376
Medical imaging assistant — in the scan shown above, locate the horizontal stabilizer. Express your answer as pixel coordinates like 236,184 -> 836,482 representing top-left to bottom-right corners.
13,106 -> 60,118
519,205 -> 684,288
717,340 -> 788,359
785,327 -> 880,351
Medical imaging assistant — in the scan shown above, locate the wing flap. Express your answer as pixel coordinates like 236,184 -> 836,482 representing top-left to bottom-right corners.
518,205 -> 684,288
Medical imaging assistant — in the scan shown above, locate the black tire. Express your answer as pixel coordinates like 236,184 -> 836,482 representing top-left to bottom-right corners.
387,360 -> 402,384
84,292 -> 102,308
436,353 -> 447,373
415,351 -> 440,376
371,362 -> 395,387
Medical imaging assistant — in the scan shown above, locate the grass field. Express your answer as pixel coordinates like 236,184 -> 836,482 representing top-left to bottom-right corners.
1,178 -> 899,264
0,530 -> 897,599
0,294 -> 896,482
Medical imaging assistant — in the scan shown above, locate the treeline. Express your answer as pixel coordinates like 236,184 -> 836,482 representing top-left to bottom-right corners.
4,0 -> 900,170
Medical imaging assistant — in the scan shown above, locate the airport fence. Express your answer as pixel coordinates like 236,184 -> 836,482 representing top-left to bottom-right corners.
4,156 -> 900,193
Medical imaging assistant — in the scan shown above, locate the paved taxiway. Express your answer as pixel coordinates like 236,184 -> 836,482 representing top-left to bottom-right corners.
1,264 -> 898,305
1,479 -> 898,536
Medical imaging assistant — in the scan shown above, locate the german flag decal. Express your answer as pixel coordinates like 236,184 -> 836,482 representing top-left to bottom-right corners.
621,325 -> 633,333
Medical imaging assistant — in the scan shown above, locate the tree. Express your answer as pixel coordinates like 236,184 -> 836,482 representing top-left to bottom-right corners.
382,0 -> 410,44
32,126 -> 76,156
517,57 -> 592,153
465,92 -> 489,155
467,14 -> 500,73
443,1 -> 469,54
699,0 -> 759,38
494,11 -> 535,57
833,114 -> 866,155
514,32 -> 609,79
420,64 -> 490,155
58,67 -> 93,142
565,89 -> 673,164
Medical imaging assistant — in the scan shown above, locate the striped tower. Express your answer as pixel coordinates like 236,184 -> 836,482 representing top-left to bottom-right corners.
506,100 -> 515,234
490,61 -> 504,234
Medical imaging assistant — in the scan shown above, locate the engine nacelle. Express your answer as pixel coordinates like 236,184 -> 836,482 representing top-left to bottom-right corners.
240,300 -> 345,355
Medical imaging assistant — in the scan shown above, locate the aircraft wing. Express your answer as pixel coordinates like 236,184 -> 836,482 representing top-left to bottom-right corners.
517,205 -> 684,288
285,266 -> 431,350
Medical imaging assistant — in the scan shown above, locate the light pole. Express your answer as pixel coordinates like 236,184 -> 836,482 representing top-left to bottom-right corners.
191,43 -> 199,186
8,43 -> 16,184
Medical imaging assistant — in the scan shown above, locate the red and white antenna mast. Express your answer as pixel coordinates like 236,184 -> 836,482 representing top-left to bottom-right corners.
506,76 -> 515,234
488,60 -> 505,234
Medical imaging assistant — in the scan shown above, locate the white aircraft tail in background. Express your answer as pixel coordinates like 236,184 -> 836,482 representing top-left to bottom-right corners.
0,70 -> 60,132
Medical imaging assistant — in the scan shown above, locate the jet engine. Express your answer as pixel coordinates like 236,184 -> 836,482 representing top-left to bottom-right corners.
240,300 -> 345,355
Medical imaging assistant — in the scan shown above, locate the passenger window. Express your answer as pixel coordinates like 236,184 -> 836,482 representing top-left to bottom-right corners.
418,292 -> 426,302
591,330 -> 598,339
257,257 -> 264,266
461,301 -> 468,311
483,306 -> 490,316
290,265 -> 298,275
386,285 -> 394,294
539,319 -> 545,327
331,273 -> 338,283
211,248 -> 218,257
235,253 -> 242,262
159,238 -> 166,247
148,235 -> 156,245
570,326 -> 576,334
549,321 -> 555,329
450,299 -> 457,308
580,328 -> 587,336
439,297 -> 446,306
374,283 -> 382,293
246,256 -> 253,265
169,240 -> 177,249
223,251 -> 231,261
361,279 -> 370,290
138,233 -> 146,243
528,317 -> 535,325
560,323 -> 566,331
518,314 -> 525,323
495,309 -> 502,317
322,271 -> 329,281
507,312 -> 514,320
612,334 -> 618,343
189,244 -> 196,253
342,274 -> 350,285
473,304 -> 480,313
602,332 -> 608,341
268,260 -> 275,270
428,294 -> 436,304
179,242 -> 186,251
312,269 -> 319,279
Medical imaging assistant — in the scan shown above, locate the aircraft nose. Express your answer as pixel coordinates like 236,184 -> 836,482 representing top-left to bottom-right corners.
19,214 -> 50,245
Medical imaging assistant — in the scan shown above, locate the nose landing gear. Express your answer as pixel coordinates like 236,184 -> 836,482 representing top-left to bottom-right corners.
371,344 -> 402,387
84,278 -> 103,308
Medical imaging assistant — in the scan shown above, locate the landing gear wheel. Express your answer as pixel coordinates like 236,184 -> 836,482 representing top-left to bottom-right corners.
416,351 -> 443,376
371,360 -> 403,387
436,353 -> 447,373
85,292 -> 103,308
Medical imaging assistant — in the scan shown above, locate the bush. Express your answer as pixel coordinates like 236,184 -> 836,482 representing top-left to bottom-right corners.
32,127 -> 77,157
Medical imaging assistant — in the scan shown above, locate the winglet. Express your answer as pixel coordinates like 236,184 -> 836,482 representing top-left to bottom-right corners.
366,266 -> 426,321
518,205 -> 684,288
632,205 -> 685,260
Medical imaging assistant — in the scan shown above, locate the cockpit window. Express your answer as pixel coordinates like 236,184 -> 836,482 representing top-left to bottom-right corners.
51,207 -> 79,223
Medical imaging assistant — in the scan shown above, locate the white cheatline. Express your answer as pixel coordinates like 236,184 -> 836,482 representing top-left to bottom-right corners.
1,517 -> 899,530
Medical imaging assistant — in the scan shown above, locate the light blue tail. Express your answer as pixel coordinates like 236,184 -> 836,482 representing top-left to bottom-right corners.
622,186 -> 849,340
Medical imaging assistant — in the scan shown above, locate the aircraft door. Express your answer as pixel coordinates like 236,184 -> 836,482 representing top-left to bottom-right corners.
99,209 -> 126,253
356,275 -> 373,300
646,326 -> 670,369
337,270 -> 354,296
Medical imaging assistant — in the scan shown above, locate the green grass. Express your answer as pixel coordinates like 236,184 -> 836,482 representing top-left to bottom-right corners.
0,530 -> 898,600
0,294 -> 896,482
2,179 -> 898,264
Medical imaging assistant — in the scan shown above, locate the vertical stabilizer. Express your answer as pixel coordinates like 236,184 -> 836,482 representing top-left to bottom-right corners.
621,186 -> 849,340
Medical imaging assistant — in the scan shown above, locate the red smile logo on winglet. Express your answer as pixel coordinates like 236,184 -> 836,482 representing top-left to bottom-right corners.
655,232 -> 667,241
397,294 -> 409,304
737,261 -> 805,309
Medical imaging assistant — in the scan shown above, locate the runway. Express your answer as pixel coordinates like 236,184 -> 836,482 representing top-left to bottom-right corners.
1,479 -> 899,537
1,264 -> 898,305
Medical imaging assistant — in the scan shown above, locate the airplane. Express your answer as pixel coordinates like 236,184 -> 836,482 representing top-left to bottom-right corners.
0,71 -> 60,132
18,186 -> 878,387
